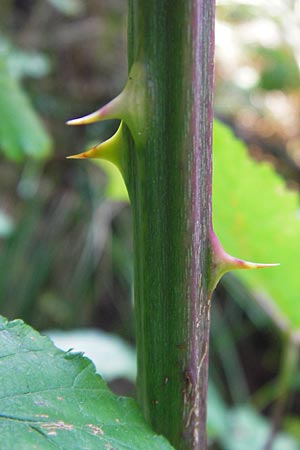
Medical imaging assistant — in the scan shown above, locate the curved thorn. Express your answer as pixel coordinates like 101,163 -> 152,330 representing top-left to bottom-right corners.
66,111 -> 103,126
229,258 -> 280,271
66,123 -> 126,173
208,229 -> 279,294
66,94 -> 125,126
66,152 -> 91,159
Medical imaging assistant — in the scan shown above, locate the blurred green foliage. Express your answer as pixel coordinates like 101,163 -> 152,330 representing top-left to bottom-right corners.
0,0 -> 131,335
254,46 -> 300,91
0,40 -> 52,160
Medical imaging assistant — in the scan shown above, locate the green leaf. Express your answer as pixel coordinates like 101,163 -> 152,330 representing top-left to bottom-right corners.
0,58 -> 52,161
213,120 -> 300,331
0,317 -> 174,450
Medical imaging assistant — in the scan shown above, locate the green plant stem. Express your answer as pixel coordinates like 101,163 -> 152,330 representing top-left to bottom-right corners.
125,1 -> 216,449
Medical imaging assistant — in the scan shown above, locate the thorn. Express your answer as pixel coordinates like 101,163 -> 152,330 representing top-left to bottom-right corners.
209,229 -> 279,294
230,259 -> 280,271
66,146 -> 100,160
66,62 -> 147,146
66,122 -> 126,173
66,94 -> 124,126
66,153 -> 90,159
66,111 -> 102,126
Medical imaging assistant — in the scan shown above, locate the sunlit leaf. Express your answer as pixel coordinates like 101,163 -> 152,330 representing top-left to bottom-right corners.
213,120 -> 300,331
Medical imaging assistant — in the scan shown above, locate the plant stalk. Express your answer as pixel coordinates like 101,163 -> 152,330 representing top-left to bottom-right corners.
125,1 -> 216,449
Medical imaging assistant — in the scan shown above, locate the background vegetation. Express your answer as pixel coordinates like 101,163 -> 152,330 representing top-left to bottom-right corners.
1,1 -> 300,449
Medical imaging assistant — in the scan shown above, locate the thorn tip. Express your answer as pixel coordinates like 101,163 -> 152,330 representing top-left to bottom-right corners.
66,153 -> 88,159
66,110 -> 102,126
233,260 -> 280,270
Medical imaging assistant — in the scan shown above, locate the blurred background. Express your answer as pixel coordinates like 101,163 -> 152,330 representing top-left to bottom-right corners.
1,1 -> 300,449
